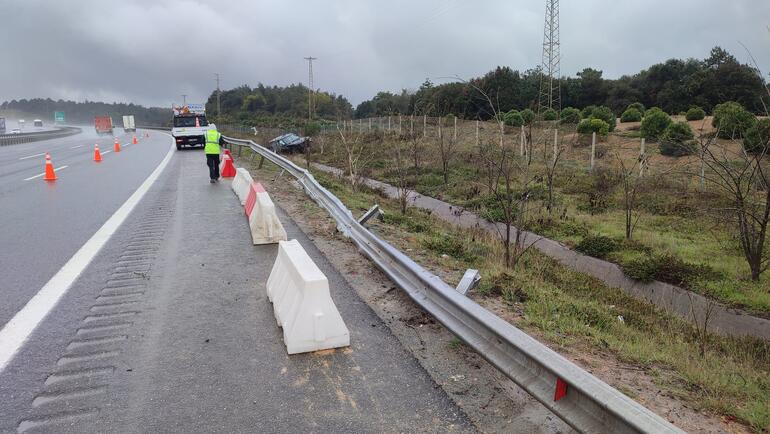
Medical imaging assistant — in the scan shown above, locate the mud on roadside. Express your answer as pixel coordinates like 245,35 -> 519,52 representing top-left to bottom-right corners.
244,160 -> 749,434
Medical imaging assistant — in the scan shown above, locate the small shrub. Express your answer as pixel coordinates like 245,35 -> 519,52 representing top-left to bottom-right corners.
575,235 -> 618,259
743,118 -> 770,154
626,102 -> 645,114
685,106 -> 706,121
584,166 -> 618,213
542,108 -> 559,121
620,108 -> 642,123
560,107 -> 581,124
577,118 -> 610,136
503,110 -> 524,127
520,109 -> 536,125
712,101 -> 756,139
659,122 -> 697,156
594,144 -> 609,159
421,233 -> 478,263
620,254 -> 722,288
640,108 -> 672,140
581,105 -> 597,119
589,106 -> 617,132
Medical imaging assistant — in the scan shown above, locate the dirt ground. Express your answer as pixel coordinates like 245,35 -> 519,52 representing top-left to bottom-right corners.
242,158 -> 751,434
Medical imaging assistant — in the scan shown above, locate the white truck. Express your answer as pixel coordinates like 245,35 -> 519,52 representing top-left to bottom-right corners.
122,115 -> 136,132
171,104 -> 209,150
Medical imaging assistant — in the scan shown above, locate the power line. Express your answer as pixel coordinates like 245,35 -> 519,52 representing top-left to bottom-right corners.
537,0 -> 561,114
304,57 -> 317,120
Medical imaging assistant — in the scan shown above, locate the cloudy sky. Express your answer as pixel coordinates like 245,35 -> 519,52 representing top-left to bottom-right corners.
2,0 -> 769,108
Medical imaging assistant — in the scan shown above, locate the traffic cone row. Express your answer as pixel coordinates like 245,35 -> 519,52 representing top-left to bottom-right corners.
41,132 -> 144,182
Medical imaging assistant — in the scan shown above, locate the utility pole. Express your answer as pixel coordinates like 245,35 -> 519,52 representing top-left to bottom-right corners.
304,56 -> 317,121
537,0 -> 561,114
181,94 -> 187,106
214,73 -> 221,116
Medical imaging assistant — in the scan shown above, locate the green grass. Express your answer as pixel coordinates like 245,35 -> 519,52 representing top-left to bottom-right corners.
301,168 -> 770,431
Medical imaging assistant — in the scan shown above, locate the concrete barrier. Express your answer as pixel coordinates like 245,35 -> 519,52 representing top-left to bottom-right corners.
247,183 -> 287,245
266,240 -> 350,354
231,168 -> 253,205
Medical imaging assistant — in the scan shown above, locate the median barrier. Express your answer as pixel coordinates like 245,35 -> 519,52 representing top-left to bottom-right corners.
247,183 -> 287,245
231,168 -> 253,205
266,239 -> 350,354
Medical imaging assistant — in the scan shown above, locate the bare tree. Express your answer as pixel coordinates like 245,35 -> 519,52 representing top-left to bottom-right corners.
697,46 -> 770,281
387,137 -> 413,214
615,151 -> 649,240
436,116 -> 457,185
544,135 -> 569,215
336,126 -> 373,191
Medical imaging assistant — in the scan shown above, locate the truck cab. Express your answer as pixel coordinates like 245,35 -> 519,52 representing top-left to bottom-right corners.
171,104 -> 209,150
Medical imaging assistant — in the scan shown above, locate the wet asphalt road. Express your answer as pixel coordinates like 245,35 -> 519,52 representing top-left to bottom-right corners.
0,128 -> 168,329
0,141 -> 474,432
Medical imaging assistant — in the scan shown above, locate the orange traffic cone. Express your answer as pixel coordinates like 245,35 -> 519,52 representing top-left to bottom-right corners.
94,144 -> 102,162
44,153 -> 57,181
114,137 -> 121,152
132,135 -> 137,144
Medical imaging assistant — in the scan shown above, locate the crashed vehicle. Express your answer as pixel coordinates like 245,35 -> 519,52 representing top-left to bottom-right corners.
268,133 -> 311,153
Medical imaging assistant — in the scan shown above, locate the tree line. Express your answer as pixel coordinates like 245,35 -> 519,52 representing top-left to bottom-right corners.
354,46 -> 767,120
0,98 -> 171,126
206,83 -> 353,126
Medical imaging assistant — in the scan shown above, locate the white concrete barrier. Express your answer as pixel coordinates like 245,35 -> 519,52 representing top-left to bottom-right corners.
247,183 -> 287,245
231,168 -> 253,205
266,240 -> 350,354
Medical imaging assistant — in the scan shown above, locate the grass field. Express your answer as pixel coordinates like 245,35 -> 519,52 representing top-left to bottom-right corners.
305,167 -> 770,431
301,116 -> 770,316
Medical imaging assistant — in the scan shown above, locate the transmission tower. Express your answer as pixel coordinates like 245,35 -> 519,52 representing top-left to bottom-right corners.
537,0 -> 561,114
304,56 -> 317,120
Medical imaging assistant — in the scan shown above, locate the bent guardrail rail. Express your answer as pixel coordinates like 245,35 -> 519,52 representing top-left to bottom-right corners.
221,135 -> 683,434
0,126 -> 82,146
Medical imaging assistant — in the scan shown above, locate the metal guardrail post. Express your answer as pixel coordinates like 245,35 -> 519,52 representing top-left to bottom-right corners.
221,135 -> 683,434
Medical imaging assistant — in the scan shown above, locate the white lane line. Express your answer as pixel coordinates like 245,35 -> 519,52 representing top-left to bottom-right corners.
70,144 -> 84,149
23,166 -> 69,181
0,136 -> 175,373
102,150 -> 112,155
18,152 -> 46,161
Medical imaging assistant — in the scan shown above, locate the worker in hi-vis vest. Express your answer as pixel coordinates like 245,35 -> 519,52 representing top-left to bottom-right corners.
204,125 -> 226,183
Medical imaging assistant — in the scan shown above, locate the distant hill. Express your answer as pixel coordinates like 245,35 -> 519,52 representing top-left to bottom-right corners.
0,98 -> 172,126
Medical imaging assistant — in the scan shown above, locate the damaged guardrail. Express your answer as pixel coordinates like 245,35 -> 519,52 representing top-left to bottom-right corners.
0,126 -> 81,146
221,134 -> 683,434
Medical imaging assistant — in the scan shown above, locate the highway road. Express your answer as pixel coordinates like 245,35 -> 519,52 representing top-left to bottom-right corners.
0,131 -> 475,432
0,129 -> 167,329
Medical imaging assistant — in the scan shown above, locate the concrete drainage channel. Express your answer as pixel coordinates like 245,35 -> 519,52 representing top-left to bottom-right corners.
0,127 -> 82,146
221,135 -> 684,434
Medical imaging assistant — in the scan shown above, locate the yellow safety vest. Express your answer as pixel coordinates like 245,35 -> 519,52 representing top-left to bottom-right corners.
205,129 -> 221,154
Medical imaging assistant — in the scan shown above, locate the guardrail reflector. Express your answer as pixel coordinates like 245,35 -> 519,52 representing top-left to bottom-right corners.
554,377 -> 568,401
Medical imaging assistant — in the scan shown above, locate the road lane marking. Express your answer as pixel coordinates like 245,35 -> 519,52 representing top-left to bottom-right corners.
102,150 -> 112,155
19,152 -> 46,160
0,136 -> 175,373
70,144 -> 84,149
23,166 -> 68,181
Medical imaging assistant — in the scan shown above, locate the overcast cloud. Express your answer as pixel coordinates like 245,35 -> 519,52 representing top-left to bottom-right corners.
2,0 -> 769,107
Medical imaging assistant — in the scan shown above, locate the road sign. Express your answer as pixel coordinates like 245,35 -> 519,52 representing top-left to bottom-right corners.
54,111 -> 65,123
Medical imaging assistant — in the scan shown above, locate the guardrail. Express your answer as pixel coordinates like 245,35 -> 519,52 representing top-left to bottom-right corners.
0,127 -> 82,146
221,134 -> 683,434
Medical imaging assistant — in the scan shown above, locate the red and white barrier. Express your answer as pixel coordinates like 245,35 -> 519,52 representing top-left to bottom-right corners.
231,168 -> 253,205
245,182 -> 287,245
266,240 -> 350,354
